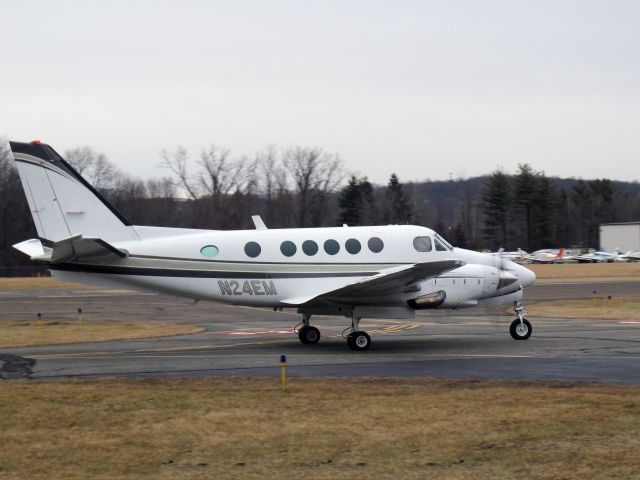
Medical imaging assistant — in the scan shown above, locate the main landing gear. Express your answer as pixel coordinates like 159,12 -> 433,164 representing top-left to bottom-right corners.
344,315 -> 371,351
295,313 -> 321,345
510,302 -> 532,340
295,313 -> 372,351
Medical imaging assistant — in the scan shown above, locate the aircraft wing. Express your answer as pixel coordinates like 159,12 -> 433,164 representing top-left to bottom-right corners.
13,235 -> 127,263
281,259 -> 464,306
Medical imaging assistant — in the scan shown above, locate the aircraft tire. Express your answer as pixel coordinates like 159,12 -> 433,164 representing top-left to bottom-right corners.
298,326 -> 320,344
509,318 -> 532,340
347,331 -> 371,351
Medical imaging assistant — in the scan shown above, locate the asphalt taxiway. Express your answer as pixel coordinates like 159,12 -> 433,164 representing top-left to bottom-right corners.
1,281 -> 639,383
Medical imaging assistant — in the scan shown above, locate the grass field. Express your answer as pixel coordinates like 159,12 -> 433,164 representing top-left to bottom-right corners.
0,378 -> 639,480
527,262 -> 640,284
0,320 -> 203,347
1,269 -> 638,478
527,297 -> 640,320
0,277 -> 94,289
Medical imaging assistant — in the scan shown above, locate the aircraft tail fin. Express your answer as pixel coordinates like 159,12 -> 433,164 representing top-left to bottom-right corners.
9,141 -> 138,243
556,248 -> 565,258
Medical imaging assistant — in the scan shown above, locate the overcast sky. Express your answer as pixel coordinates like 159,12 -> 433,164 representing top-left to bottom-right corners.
1,1 -> 639,184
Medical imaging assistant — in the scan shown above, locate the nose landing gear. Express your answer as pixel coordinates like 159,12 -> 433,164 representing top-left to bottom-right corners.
510,302 -> 532,340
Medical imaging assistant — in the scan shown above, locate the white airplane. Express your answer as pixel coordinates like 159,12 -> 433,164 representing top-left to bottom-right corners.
618,251 -> 640,262
498,248 -> 529,264
9,140 -> 536,351
529,248 -> 572,264
574,251 -> 617,263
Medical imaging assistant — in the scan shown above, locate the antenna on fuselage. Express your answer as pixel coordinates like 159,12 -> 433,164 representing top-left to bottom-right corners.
252,215 -> 268,230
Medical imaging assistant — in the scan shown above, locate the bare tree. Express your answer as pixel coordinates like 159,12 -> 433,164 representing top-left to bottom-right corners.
255,145 -> 288,224
146,177 -> 176,199
282,146 -> 344,226
65,146 -> 116,189
159,146 -> 198,201
198,145 -> 255,197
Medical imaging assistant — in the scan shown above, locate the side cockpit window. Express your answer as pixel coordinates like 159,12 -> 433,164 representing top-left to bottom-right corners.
413,236 -> 432,252
435,233 -> 454,250
434,238 -> 448,251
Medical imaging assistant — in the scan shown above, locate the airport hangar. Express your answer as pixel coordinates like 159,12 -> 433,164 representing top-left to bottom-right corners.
600,222 -> 640,252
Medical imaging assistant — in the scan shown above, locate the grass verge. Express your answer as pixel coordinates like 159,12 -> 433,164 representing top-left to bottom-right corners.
0,377 -> 639,480
0,321 -> 203,347
527,297 -> 640,320
0,277 -> 94,289
527,263 -> 640,284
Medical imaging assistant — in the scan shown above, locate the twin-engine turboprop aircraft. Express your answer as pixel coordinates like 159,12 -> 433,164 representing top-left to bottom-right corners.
9,140 -> 536,351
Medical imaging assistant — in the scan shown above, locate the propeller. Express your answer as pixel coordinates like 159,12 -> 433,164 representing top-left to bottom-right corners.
494,247 -> 518,290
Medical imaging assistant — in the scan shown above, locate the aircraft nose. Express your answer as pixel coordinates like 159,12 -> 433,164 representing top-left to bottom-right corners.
516,264 -> 536,287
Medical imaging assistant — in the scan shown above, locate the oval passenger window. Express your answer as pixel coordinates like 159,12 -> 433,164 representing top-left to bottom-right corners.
324,239 -> 340,255
200,245 -> 219,258
413,236 -> 432,252
302,240 -> 319,256
368,237 -> 384,253
244,241 -> 261,258
345,238 -> 361,254
280,241 -> 297,257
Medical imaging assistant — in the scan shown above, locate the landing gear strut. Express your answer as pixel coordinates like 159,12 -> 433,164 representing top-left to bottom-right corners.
296,313 -> 320,344
345,315 -> 371,351
510,301 -> 532,340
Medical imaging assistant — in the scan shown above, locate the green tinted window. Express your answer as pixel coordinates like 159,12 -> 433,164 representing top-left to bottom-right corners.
200,245 -> 219,258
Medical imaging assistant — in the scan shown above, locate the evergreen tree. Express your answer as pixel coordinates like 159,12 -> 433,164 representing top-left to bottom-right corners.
481,169 -> 512,249
571,179 -> 615,246
571,180 -> 594,246
338,176 -> 373,226
384,173 -> 412,224
532,173 -> 555,248
513,164 -> 538,250
554,189 -> 572,247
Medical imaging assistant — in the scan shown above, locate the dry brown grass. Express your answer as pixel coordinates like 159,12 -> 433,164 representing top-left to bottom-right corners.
528,263 -> 640,284
527,297 -> 640,320
0,277 -> 94,289
0,321 -> 203,347
0,377 -> 638,479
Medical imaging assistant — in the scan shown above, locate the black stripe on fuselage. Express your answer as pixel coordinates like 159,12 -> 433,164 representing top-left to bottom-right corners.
50,263 -> 377,279
129,254 -> 404,266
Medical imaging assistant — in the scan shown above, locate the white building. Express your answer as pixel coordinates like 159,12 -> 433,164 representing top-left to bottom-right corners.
600,222 -> 640,252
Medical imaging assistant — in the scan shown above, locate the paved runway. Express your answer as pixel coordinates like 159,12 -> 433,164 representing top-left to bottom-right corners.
1,281 -> 639,383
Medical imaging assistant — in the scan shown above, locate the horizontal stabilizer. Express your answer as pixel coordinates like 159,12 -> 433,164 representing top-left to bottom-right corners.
13,239 -> 46,258
15,235 -> 128,264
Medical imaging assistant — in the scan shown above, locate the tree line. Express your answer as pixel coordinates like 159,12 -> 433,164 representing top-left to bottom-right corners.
481,164 -> 639,251
1,139 -> 640,273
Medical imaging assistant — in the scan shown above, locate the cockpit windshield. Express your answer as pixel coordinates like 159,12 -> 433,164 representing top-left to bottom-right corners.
434,233 -> 454,251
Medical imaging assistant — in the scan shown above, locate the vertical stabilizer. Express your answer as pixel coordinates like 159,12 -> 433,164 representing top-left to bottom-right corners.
9,141 -> 138,243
